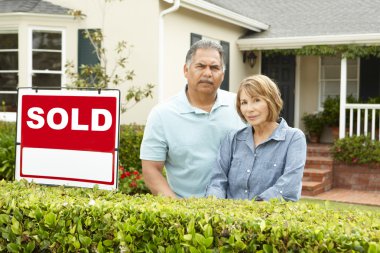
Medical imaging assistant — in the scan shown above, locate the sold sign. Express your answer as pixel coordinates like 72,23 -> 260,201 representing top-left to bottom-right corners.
15,88 -> 120,190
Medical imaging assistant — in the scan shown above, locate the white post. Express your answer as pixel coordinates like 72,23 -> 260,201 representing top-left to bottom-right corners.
339,57 -> 347,139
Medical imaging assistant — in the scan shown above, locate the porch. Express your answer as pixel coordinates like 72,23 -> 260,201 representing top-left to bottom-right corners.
302,143 -> 380,203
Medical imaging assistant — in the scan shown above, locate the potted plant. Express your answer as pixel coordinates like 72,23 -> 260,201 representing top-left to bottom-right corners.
322,95 -> 357,140
302,112 -> 324,143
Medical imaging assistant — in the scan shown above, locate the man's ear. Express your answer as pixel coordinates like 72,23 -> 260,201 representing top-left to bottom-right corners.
183,63 -> 189,78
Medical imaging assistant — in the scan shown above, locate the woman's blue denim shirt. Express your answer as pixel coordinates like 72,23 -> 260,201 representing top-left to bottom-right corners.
205,118 -> 307,201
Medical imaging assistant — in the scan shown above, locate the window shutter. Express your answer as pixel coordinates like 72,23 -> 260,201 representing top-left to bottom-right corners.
78,29 -> 100,69
220,40 -> 230,91
190,33 -> 202,45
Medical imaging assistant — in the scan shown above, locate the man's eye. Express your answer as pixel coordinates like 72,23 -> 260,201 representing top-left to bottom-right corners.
240,101 -> 247,105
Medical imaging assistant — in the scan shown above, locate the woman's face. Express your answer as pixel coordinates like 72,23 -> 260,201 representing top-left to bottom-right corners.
239,89 -> 270,127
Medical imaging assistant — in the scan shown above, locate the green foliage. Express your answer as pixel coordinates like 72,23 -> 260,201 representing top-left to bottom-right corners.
0,180 -> 379,252
322,96 -> 340,127
0,121 -> 148,194
332,135 -> 380,164
0,121 -> 16,180
118,124 -> 144,171
263,44 -> 380,59
302,112 -> 324,136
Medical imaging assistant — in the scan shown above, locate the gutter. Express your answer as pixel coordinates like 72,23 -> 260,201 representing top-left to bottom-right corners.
158,0 -> 180,102
237,33 -> 380,50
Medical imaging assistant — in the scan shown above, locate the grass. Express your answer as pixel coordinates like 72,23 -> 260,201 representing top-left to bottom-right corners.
300,197 -> 380,212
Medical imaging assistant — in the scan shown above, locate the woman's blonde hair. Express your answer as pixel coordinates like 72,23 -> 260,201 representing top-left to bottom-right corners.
236,74 -> 283,123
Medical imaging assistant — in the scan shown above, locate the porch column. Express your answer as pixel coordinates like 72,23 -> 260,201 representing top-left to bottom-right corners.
339,57 -> 347,139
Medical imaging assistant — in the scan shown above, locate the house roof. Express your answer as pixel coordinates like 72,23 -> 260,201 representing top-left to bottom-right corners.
0,0 -> 70,15
202,0 -> 380,49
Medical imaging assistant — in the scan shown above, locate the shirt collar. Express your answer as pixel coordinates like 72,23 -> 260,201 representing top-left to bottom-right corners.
178,84 -> 229,114
237,118 -> 288,142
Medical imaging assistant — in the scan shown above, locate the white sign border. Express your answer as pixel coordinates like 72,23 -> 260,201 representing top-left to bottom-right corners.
15,88 -> 120,190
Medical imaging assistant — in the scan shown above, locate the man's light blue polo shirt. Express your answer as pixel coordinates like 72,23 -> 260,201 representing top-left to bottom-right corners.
140,86 -> 245,198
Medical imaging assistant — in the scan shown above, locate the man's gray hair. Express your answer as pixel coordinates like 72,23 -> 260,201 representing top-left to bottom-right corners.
185,40 -> 225,71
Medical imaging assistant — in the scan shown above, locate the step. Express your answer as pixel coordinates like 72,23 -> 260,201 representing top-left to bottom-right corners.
302,181 -> 326,196
307,144 -> 332,157
305,156 -> 334,169
302,168 -> 332,182
301,180 -> 333,196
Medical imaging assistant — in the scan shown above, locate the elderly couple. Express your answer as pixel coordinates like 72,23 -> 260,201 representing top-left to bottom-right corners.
140,40 -> 307,201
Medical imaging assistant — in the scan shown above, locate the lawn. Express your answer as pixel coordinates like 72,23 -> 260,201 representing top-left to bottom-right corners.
300,197 -> 380,212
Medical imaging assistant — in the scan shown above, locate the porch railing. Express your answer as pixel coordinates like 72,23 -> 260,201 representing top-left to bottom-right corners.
343,103 -> 380,140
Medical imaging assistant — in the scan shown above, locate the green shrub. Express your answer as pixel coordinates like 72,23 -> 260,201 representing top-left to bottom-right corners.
332,135 -> 380,164
0,121 -> 16,180
0,180 -> 379,252
118,124 -> 144,172
0,121 -> 148,194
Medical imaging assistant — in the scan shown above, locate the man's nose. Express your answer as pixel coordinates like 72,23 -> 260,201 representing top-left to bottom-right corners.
203,66 -> 212,77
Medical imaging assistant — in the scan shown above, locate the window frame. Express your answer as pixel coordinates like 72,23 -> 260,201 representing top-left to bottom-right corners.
28,27 -> 66,88
0,30 -> 19,121
318,56 -> 360,109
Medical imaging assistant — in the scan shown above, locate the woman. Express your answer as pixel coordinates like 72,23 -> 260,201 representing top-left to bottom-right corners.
205,75 -> 306,201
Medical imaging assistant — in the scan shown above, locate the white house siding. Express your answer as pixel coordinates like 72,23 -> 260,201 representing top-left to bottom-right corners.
45,0 -> 257,124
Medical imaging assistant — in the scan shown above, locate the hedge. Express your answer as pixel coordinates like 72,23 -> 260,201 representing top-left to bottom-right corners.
0,180 -> 379,252
0,122 -> 148,194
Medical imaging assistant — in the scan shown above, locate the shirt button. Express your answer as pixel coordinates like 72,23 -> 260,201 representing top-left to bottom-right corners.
274,163 -> 277,167
247,169 -> 250,173
280,190 -> 283,194
245,190 -> 248,193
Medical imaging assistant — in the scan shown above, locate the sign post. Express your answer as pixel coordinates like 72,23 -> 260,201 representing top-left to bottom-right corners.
15,88 -> 120,190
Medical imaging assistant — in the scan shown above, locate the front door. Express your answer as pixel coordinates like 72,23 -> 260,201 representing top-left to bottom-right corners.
262,54 -> 295,126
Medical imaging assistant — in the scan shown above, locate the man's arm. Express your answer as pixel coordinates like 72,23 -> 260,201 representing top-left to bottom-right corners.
141,160 -> 177,198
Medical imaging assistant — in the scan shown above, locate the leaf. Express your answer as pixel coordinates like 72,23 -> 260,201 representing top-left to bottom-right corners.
6,243 -> 20,253
189,246 -> 200,253
203,224 -> 213,238
44,212 -> 56,228
183,234 -> 192,241
195,233 -> 206,246
79,235 -> 92,248
0,214 -> 9,225
103,240 -> 113,247
11,217 -> 22,235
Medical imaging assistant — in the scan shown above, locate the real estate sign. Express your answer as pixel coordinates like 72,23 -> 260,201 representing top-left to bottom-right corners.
15,88 -> 120,190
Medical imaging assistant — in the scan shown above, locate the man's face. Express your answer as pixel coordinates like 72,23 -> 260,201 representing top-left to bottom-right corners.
184,48 -> 224,96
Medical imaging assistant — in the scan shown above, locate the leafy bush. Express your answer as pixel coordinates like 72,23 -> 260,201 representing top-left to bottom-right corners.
0,121 -> 16,180
0,121 -> 148,194
332,135 -> 380,164
0,180 -> 379,252
118,124 -> 144,172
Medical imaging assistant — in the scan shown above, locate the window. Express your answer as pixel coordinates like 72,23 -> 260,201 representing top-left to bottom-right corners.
190,33 -> 230,91
0,31 -> 18,113
319,56 -> 359,107
30,28 -> 65,88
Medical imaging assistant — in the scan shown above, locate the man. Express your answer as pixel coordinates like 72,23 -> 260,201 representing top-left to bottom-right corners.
140,40 -> 244,198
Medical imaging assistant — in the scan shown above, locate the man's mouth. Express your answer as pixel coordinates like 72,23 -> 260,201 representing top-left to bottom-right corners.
198,80 -> 213,85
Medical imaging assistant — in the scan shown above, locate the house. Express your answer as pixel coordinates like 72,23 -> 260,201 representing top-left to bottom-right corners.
1,0 -> 380,141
